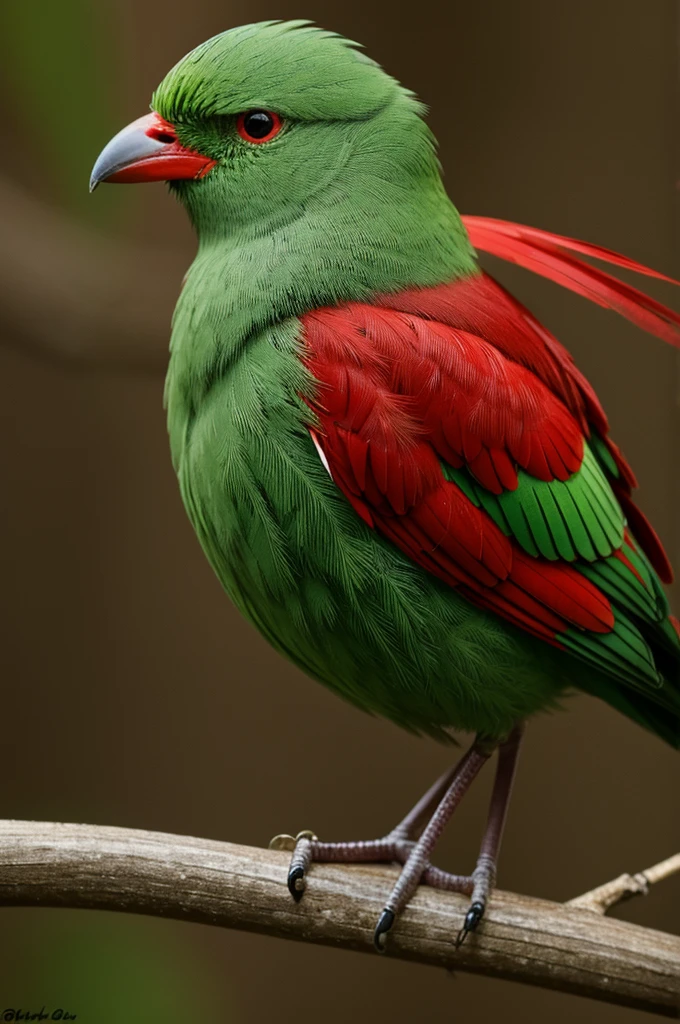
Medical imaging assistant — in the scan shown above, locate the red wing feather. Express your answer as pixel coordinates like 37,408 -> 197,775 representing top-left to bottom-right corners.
304,304 -> 584,497
301,225 -> 678,645
462,216 -> 680,285
462,216 -> 680,348
301,299 -> 618,642
374,273 -> 609,436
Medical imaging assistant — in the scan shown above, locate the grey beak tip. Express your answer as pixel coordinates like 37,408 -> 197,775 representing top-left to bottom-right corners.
89,121 -> 167,195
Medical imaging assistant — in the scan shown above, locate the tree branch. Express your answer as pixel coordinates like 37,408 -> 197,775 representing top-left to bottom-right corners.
567,853 -> 680,914
0,821 -> 678,1017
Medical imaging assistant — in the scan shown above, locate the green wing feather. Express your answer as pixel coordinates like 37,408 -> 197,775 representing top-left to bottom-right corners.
444,442 -> 623,562
444,438 -> 680,719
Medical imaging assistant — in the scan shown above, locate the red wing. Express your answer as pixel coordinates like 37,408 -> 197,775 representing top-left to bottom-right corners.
453,215 -> 680,583
301,296 -> 616,644
303,302 -> 584,498
370,272 -> 672,582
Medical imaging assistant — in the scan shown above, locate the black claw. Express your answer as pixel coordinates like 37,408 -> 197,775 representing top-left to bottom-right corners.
455,901 -> 485,947
287,866 -> 306,902
373,908 -> 395,953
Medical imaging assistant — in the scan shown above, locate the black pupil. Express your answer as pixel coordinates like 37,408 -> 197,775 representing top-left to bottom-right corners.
244,110 -> 274,139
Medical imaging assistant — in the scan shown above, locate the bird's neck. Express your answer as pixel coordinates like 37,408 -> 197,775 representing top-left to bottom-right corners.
165,177 -> 477,452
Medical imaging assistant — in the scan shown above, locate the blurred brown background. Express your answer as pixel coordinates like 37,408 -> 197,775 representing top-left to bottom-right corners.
0,0 -> 679,1020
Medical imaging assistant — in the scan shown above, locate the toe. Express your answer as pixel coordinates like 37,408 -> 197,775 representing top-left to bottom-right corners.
287,865 -> 306,901
373,908 -> 396,952
455,900 -> 485,947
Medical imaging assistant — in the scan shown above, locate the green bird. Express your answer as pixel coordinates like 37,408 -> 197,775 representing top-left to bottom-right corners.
91,20 -> 680,947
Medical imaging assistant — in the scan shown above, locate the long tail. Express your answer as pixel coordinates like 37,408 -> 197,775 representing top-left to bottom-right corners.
462,216 -> 680,348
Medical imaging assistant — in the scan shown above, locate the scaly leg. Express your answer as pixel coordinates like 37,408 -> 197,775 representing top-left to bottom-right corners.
420,722 -> 525,944
275,725 -> 524,949
461,721 -> 524,940
373,739 -> 492,949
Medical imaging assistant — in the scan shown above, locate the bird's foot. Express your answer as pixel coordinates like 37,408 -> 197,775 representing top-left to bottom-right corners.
270,727 -> 516,953
455,854 -> 496,946
270,830 -> 493,951
375,856 -> 496,950
268,830 -> 417,902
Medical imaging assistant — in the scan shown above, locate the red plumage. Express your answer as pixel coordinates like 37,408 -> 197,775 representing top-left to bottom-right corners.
301,219 -> 678,651
304,303 -> 584,495
461,217 -> 680,583
462,217 -> 680,348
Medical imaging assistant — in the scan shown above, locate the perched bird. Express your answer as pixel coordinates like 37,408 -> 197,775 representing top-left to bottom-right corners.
91,20 -> 680,948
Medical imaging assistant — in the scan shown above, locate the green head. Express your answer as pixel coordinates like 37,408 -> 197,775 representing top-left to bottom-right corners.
151,20 -> 430,237
91,20 -> 474,278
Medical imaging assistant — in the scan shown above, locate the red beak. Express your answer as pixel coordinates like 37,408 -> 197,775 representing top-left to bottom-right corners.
89,112 -> 217,191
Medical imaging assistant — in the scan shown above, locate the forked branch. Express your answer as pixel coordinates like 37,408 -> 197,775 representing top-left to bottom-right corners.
568,852 -> 680,914
0,821 -> 678,1017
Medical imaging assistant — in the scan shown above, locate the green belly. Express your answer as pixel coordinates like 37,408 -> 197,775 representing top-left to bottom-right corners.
170,325 -> 570,741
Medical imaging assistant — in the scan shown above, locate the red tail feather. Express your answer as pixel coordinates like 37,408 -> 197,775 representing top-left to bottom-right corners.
462,216 -> 680,348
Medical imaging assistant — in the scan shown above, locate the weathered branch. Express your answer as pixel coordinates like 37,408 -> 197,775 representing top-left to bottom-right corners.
0,176 -> 180,372
0,821 -> 678,1017
568,853 -> 680,914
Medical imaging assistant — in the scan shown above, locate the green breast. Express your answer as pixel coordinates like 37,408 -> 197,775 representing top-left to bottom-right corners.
166,318 -> 574,741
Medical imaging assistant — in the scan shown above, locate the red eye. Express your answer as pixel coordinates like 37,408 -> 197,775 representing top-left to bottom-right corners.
236,110 -> 283,144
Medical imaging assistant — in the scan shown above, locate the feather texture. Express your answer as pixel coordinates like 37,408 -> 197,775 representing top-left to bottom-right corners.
301,282 -> 677,702
462,217 -> 680,348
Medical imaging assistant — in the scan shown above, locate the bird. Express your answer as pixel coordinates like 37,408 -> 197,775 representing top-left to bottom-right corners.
90,20 -> 680,949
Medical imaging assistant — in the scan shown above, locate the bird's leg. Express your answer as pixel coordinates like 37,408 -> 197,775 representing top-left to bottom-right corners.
460,720 -> 524,941
373,737 -> 493,949
386,759 -> 470,841
420,722 -> 525,944
275,726 -> 524,951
